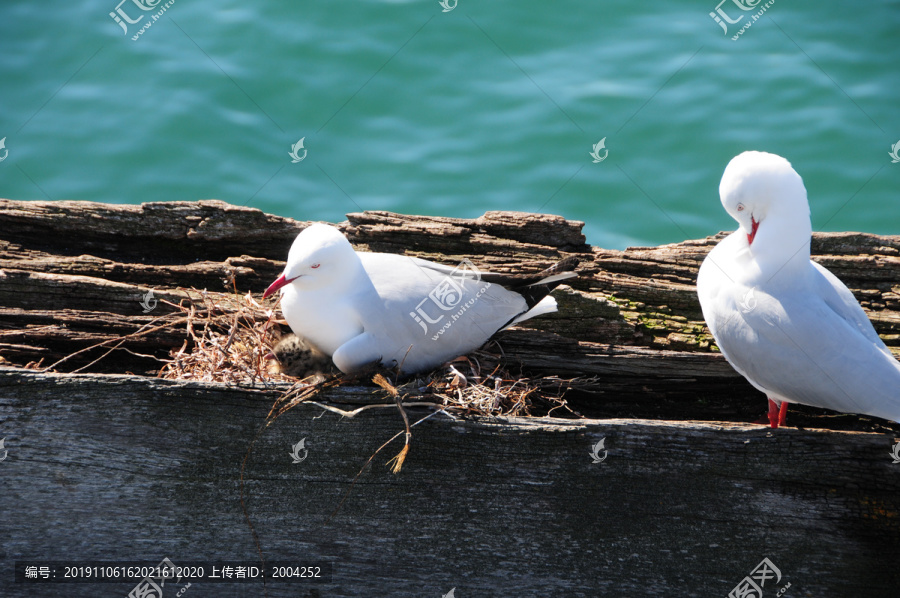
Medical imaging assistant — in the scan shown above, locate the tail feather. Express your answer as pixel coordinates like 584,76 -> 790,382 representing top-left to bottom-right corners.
527,270 -> 578,287
513,257 -> 580,310
507,296 -> 558,328
478,256 -> 579,309
531,256 -> 581,281
497,256 -> 579,329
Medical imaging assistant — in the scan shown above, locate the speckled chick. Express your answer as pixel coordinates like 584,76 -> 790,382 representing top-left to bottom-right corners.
269,334 -> 337,382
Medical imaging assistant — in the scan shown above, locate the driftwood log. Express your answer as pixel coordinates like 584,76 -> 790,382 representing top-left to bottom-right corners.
2,371 -> 899,597
2,199 -> 899,423
1,199 -> 900,597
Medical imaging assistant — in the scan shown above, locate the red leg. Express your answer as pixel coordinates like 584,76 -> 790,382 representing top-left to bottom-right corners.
778,401 -> 788,427
767,399 -> 781,429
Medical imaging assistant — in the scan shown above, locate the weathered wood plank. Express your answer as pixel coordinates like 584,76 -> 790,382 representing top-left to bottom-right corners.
3,199 -> 900,598
1,370 -> 898,597
2,199 -> 899,421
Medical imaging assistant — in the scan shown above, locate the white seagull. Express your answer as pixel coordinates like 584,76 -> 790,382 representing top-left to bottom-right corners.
263,223 -> 578,375
697,151 -> 900,428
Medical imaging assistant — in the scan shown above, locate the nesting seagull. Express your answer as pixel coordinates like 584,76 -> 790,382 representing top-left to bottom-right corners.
697,151 -> 900,428
263,223 -> 578,375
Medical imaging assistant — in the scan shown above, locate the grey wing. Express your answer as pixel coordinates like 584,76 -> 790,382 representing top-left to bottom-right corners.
715,288 -> 900,421
357,253 -> 529,373
811,261 -> 894,359
407,256 -> 461,276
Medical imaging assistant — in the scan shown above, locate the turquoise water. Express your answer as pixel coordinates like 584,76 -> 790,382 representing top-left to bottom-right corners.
1,0 -> 898,249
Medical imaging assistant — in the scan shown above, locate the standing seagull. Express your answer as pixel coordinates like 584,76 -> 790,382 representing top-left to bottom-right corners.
263,223 -> 578,375
697,151 -> 900,428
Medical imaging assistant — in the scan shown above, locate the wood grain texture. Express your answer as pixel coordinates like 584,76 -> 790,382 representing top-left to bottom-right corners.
1,370 -> 899,597
2,199 -> 900,597
2,199 -> 898,414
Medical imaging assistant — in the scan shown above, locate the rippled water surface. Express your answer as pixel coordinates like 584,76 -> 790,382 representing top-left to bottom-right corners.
1,0 -> 898,248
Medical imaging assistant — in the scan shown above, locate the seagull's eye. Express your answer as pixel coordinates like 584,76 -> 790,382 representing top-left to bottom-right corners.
736,203 -> 745,212
310,263 -> 320,269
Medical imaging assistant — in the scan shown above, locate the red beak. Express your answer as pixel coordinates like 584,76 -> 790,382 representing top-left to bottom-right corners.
747,217 -> 760,246
263,274 -> 290,299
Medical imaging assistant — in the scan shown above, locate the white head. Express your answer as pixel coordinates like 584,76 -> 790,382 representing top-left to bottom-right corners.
263,223 -> 360,297
719,151 -> 811,253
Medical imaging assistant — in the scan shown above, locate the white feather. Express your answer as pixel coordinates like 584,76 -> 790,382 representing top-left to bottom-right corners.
697,151 -> 900,422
